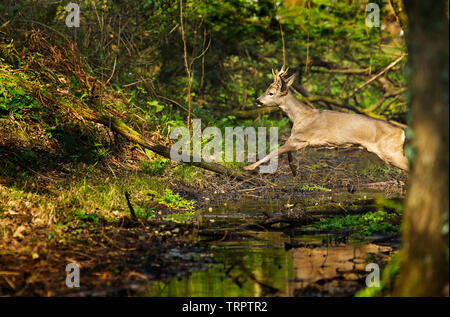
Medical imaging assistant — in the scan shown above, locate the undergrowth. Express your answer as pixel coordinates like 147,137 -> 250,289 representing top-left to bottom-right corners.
312,210 -> 400,236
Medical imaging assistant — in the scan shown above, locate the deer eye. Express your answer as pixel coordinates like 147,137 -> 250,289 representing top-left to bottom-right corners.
269,92 -> 274,96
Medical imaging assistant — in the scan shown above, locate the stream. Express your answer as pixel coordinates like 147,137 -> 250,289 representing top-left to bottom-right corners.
138,189 -> 397,297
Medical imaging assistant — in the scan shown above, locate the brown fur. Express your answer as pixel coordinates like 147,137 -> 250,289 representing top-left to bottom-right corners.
244,70 -> 408,172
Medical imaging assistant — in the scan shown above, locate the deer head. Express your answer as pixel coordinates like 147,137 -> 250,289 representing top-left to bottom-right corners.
255,66 -> 296,107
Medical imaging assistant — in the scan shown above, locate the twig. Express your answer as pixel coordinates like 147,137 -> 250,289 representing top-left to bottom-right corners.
124,191 -> 137,220
17,19 -> 70,41
155,94 -> 190,114
104,56 -> 117,86
310,67 -> 372,75
191,32 -> 211,66
180,0 -> 192,128
279,22 -> 286,66
347,54 -> 407,99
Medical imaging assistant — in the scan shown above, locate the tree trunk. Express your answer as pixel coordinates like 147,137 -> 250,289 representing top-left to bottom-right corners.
394,0 -> 449,296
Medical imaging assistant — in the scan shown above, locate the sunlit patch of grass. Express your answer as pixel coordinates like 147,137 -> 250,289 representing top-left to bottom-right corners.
0,170 -> 181,244
157,188 -> 195,210
73,209 -> 100,224
170,164 -> 203,185
310,162 -> 328,169
60,174 -> 167,222
362,166 -> 402,177
301,184 -> 331,192
140,157 -> 170,176
134,205 -> 156,220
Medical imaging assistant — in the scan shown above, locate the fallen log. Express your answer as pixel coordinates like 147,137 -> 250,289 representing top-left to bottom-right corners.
80,107 -> 263,184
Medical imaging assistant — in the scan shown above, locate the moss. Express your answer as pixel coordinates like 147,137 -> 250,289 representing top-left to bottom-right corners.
301,184 -> 331,192
312,210 -> 400,236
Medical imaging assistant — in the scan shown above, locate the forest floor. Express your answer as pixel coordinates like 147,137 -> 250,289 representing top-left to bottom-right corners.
0,117 -> 406,296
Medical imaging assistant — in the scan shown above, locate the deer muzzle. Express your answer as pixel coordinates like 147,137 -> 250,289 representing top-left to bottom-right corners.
255,98 -> 264,107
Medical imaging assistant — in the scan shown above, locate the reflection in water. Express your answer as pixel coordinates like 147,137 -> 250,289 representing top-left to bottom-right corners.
292,243 -> 390,283
141,231 -> 392,297
141,194 -> 395,297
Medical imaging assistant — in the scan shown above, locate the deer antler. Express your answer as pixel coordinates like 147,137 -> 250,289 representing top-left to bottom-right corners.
272,68 -> 278,84
276,65 -> 289,81
278,65 -> 289,78
273,66 -> 290,85
277,66 -> 285,78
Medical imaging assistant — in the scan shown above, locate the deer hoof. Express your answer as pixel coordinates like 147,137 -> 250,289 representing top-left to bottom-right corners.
243,164 -> 257,171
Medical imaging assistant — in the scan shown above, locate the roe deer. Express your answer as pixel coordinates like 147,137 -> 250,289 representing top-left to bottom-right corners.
243,67 -> 409,174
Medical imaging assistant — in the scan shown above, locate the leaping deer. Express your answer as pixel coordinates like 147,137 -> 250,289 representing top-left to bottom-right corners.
243,67 -> 409,174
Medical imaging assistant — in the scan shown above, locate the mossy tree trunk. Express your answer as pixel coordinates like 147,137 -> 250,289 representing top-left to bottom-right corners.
394,0 -> 449,296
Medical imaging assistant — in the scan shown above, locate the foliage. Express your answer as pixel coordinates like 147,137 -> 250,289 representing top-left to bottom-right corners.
157,188 -> 196,210
0,0 -> 407,136
363,166 -> 402,177
301,184 -> 331,192
376,197 -> 403,214
140,157 -> 170,176
134,205 -> 156,220
73,209 -> 100,224
170,164 -> 202,184
0,64 -> 41,119
312,210 -> 400,236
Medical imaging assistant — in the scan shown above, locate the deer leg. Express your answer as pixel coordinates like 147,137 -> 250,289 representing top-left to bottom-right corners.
287,152 -> 297,176
383,150 -> 409,171
395,155 -> 409,171
243,142 -> 296,171
368,145 -> 409,172
244,141 -> 307,172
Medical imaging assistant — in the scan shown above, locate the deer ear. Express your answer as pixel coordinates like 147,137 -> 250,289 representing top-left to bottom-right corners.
284,74 -> 296,88
280,74 -> 296,92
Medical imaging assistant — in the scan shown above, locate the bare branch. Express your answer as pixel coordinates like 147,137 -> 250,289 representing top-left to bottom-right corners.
347,54 -> 407,99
